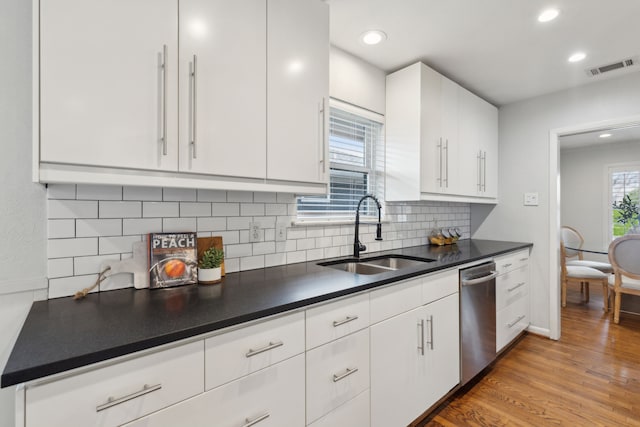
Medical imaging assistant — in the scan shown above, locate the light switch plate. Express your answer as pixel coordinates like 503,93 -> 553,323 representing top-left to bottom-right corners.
249,222 -> 261,242
524,192 -> 539,206
275,223 -> 287,242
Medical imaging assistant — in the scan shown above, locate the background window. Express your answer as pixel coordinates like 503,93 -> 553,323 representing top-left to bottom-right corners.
609,165 -> 640,239
297,100 -> 384,221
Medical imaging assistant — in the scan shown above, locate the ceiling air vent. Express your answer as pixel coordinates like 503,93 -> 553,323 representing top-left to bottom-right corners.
585,56 -> 639,77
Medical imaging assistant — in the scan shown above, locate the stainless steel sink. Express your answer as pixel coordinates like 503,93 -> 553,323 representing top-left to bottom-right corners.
318,255 -> 435,275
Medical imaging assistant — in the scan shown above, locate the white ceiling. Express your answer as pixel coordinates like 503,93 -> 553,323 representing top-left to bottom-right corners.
328,0 -> 640,106
560,124 -> 640,150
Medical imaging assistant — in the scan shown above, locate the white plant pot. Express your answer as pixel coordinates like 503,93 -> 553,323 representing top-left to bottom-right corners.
198,267 -> 222,284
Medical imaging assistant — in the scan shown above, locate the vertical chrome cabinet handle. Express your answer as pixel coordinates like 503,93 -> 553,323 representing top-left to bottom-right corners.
417,319 -> 425,355
444,139 -> 449,188
191,54 -> 197,159
96,383 -> 162,412
477,150 -> 482,191
482,151 -> 487,191
319,97 -> 326,175
245,340 -> 283,358
437,138 -> 443,186
333,315 -> 358,327
426,315 -> 434,350
243,412 -> 270,427
161,45 -> 168,156
333,367 -> 359,382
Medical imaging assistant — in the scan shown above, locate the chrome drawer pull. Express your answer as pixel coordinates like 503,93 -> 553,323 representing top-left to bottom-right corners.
417,319 -> 425,355
502,263 -> 512,269
333,367 -> 359,382
507,282 -> 526,292
245,340 -> 283,358
507,315 -> 526,328
333,315 -> 358,327
96,383 -> 162,412
243,412 -> 270,427
519,258 -> 528,262
160,45 -> 168,155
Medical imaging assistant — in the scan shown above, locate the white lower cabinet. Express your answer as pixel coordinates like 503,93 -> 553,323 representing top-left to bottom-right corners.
495,249 -> 530,352
25,341 -> 204,427
308,390 -> 370,427
306,328 -> 369,424
370,289 -> 459,427
124,354 -> 305,427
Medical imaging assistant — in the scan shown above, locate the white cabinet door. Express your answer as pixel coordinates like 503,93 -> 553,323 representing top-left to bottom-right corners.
419,65 -> 444,195
439,77 -> 459,194
179,0 -> 266,178
40,0 -> 178,171
423,293 -> 460,409
478,99 -> 499,199
266,0 -> 329,184
370,306 -> 426,427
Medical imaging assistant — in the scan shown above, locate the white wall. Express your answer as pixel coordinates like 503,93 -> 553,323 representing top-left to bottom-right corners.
330,46 -> 386,114
0,0 -> 48,424
560,140 -> 640,259
471,71 -> 640,337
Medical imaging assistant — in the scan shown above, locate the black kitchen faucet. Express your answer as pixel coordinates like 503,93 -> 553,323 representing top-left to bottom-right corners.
353,194 -> 383,258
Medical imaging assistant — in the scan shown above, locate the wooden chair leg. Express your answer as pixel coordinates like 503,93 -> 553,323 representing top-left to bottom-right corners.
614,291 -> 622,324
584,281 -> 590,303
561,278 -> 567,308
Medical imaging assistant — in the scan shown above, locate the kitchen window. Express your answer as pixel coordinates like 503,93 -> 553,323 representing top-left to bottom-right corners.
609,164 -> 640,239
297,99 -> 384,222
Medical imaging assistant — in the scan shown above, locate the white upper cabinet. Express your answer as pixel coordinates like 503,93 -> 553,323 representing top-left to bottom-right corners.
40,0 -> 178,171
36,0 -> 329,194
178,0 -> 266,179
386,62 -> 498,203
266,0 -> 330,184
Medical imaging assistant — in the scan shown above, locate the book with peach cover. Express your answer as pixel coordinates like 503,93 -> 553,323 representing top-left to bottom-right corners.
148,232 -> 198,288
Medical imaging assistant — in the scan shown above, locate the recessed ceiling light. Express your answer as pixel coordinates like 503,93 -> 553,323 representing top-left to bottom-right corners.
538,8 -> 559,22
361,30 -> 387,45
599,133 -> 612,138
568,52 -> 587,63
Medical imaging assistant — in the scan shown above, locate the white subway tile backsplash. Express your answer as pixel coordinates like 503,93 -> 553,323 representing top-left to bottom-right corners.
48,258 -> 73,279
240,255 -> 265,271
123,186 -> 163,201
77,185 -> 122,200
76,219 -> 122,237
163,217 -> 197,232
143,202 -> 179,218
99,236 -> 141,255
197,217 -> 227,232
254,192 -> 277,203
74,254 -> 121,275
48,200 -> 98,219
123,218 -> 162,236
180,202 -> 212,217
163,188 -> 197,202
48,219 -> 75,239
197,189 -> 227,202
47,184 -> 76,200
240,203 -> 265,216
48,238 -> 97,258
45,187 -> 470,297
100,273 -> 134,292
100,201 -> 141,218
211,203 -> 239,217
227,191 -> 253,202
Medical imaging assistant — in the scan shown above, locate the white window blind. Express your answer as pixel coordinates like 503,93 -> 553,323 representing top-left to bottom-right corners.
297,101 -> 384,221
609,165 -> 640,239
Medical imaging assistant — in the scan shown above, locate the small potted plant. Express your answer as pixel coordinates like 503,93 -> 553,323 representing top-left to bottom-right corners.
198,247 -> 224,284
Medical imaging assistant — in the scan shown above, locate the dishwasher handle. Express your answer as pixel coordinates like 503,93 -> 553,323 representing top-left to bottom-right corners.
461,271 -> 498,286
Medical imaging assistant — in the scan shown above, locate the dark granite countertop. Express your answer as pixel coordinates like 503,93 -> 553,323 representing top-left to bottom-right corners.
1,239 -> 531,388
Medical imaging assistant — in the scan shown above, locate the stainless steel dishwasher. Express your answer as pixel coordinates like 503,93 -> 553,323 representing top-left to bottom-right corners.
460,261 -> 498,385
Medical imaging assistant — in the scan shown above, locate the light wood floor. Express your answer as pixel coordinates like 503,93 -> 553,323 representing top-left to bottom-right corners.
420,285 -> 640,426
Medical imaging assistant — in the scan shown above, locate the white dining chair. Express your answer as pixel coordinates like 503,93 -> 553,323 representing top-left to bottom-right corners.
560,242 -> 609,310
608,234 -> 640,324
561,226 -> 613,273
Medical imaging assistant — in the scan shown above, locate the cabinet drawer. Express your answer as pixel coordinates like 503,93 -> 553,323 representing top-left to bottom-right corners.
308,389 -> 370,427
370,277 -> 422,324
25,340 -> 204,427
422,269 -> 458,305
495,249 -> 529,275
496,296 -> 529,352
204,311 -> 304,390
124,354 -> 305,427
496,266 -> 528,311
306,329 -> 370,424
306,293 -> 369,349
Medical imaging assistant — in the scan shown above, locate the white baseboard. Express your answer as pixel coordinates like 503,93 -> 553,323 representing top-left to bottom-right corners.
526,324 -> 552,339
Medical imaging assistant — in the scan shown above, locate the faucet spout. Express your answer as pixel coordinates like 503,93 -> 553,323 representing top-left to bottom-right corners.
353,194 -> 383,258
